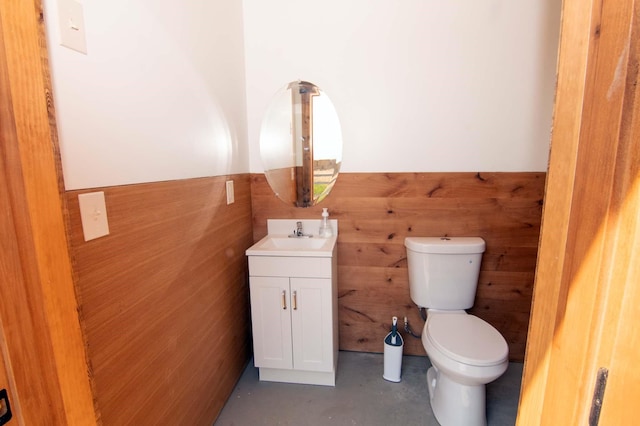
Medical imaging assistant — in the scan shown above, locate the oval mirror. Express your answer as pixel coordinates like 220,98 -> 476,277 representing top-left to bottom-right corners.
260,81 -> 343,207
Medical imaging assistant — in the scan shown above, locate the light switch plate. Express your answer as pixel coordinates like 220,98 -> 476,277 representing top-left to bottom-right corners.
226,180 -> 235,205
78,191 -> 109,241
58,0 -> 88,54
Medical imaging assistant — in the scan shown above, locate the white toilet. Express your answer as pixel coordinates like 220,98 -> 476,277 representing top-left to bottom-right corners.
404,237 -> 509,426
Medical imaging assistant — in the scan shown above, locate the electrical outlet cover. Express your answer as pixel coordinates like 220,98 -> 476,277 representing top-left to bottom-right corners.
226,180 -> 235,204
58,0 -> 88,54
78,191 -> 109,241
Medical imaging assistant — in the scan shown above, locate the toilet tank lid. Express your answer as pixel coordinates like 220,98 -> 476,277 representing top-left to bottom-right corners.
404,237 -> 485,254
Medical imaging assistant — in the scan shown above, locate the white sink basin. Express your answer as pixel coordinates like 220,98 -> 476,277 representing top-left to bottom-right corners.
246,219 -> 338,257
246,234 -> 337,257
261,237 -> 329,250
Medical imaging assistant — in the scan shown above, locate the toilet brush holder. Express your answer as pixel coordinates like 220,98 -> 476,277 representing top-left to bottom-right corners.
383,316 -> 404,382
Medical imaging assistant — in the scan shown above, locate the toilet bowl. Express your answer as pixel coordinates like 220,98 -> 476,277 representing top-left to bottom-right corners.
422,311 -> 508,426
404,236 -> 509,426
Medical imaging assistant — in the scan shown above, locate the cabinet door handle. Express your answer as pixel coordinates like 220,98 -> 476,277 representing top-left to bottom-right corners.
281,290 -> 287,310
293,291 -> 297,310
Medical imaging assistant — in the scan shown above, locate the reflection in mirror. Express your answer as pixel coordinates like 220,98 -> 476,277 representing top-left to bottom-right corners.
260,81 -> 343,207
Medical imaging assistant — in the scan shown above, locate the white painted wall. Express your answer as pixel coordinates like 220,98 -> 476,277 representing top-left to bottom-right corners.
43,0 -> 248,190
45,1 -> 561,190
244,0 -> 561,173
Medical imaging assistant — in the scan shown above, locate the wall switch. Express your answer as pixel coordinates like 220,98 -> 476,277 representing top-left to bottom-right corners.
58,0 -> 88,54
226,180 -> 235,205
78,191 -> 109,241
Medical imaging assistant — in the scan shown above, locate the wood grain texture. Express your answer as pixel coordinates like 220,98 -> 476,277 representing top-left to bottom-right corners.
251,172 -> 545,361
65,175 -> 253,425
0,0 -> 97,423
264,167 -> 296,205
517,0 -> 591,415
519,0 -> 640,422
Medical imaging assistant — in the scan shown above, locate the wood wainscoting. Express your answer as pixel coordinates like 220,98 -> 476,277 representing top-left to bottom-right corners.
65,175 -> 253,425
251,172 -> 545,361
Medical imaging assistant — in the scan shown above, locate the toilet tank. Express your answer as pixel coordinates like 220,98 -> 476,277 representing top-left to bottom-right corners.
404,237 -> 485,309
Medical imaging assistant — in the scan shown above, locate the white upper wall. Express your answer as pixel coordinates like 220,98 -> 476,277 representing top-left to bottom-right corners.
244,0 -> 561,173
43,0 -> 248,190
45,1 -> 561,190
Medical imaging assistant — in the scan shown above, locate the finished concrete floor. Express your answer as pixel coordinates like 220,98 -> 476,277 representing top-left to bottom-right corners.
214,351 -> 523,425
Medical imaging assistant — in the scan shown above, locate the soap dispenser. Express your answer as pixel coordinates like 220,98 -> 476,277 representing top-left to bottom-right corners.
319,208 -> 333,237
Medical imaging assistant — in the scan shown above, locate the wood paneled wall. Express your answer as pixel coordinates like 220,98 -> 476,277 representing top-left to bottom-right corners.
65,175 -> 253,425
251,172 -> 545,361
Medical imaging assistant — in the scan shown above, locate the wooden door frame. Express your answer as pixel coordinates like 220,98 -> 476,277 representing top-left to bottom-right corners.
4,0 -> 635,423
0,0 -> 96,424
518,0 -> 639,422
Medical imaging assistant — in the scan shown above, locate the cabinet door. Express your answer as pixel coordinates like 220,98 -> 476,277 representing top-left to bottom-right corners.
249,276 -> 293,369
290,278 -> 333,372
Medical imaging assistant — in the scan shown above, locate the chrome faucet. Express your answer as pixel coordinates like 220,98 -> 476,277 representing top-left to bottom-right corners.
289,221 -> 312,238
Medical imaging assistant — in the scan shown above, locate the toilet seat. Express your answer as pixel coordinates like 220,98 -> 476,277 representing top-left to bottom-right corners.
425,313 -> 508,367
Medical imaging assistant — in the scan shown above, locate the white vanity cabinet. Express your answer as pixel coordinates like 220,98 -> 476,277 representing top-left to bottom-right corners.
246,224 -> 338,386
